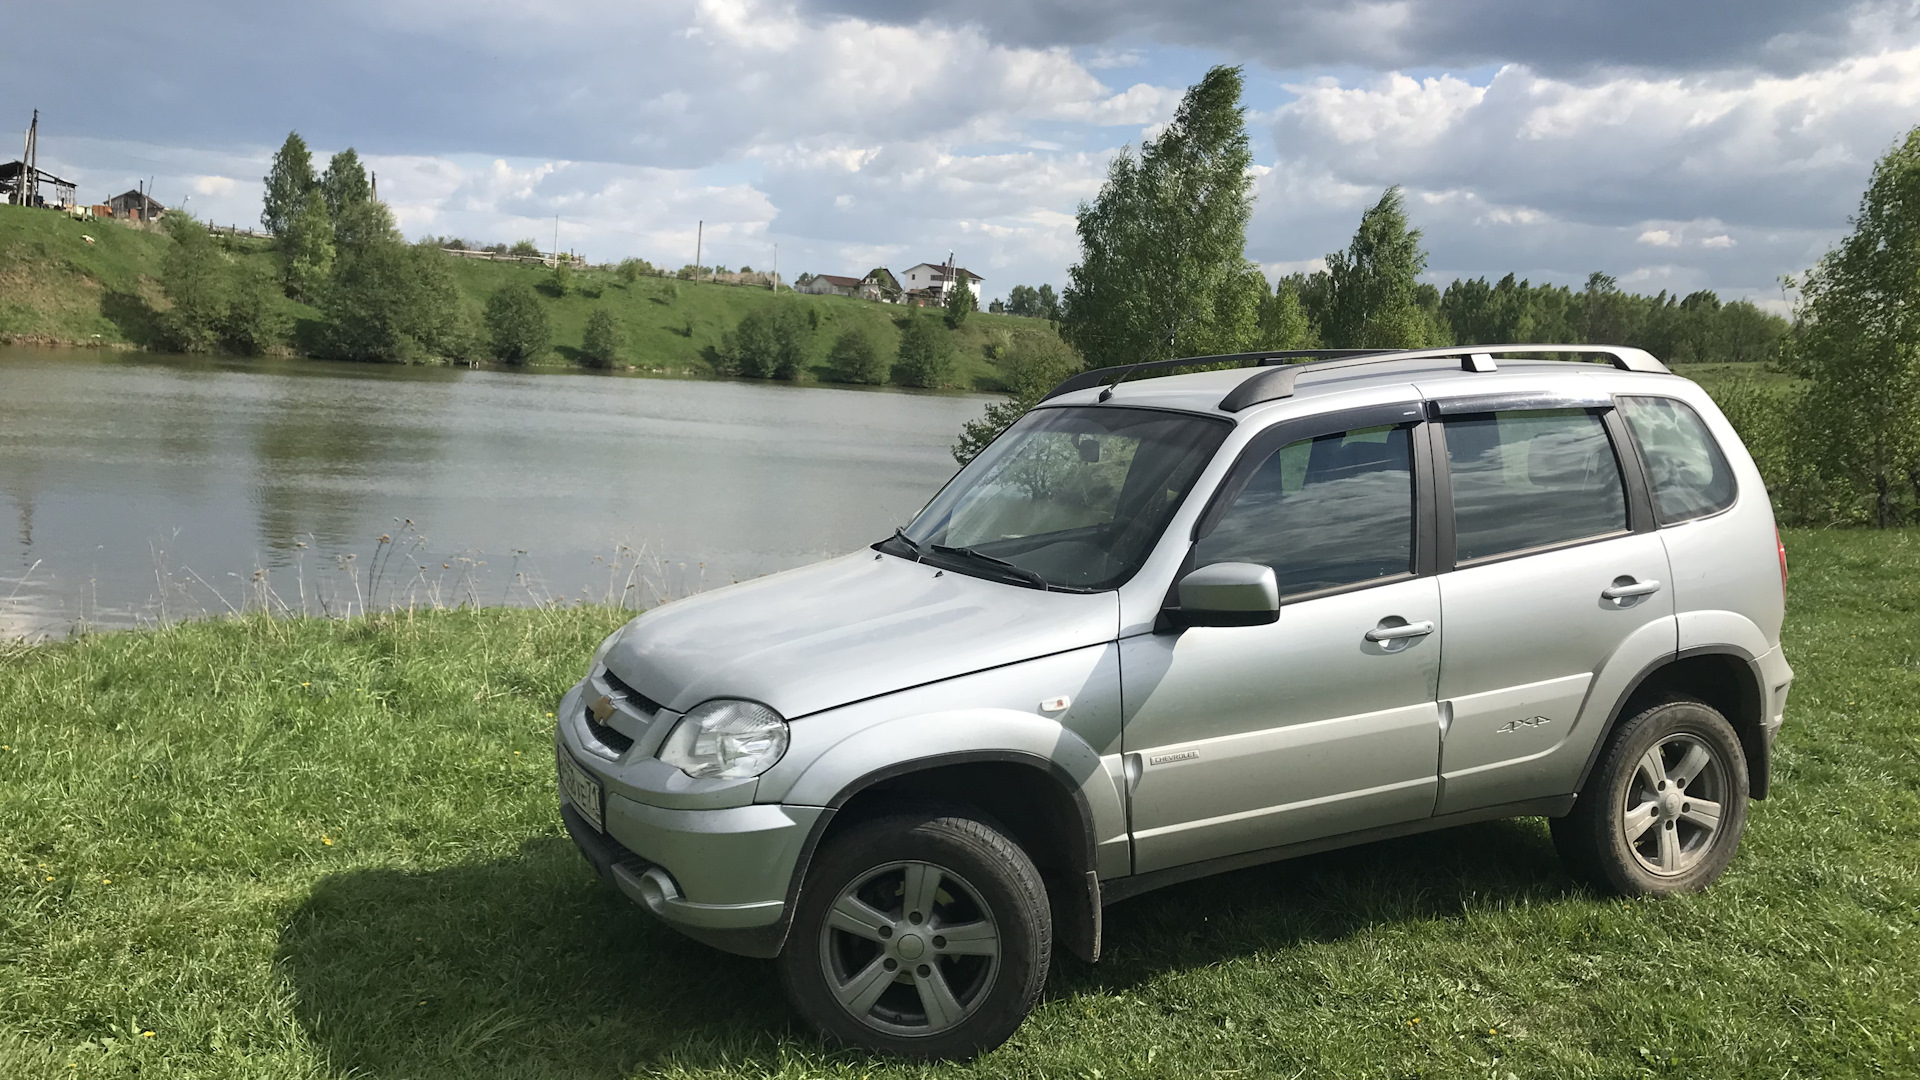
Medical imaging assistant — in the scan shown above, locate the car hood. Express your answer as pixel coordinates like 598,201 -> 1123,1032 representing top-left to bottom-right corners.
602,550 -> 1121,719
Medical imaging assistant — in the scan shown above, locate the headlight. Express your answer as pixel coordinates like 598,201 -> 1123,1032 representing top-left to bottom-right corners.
658,699 -> 789,779
587,626 -> 626,679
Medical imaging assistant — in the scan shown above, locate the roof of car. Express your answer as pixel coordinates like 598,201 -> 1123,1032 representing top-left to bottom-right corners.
1038,346 -> 1683,419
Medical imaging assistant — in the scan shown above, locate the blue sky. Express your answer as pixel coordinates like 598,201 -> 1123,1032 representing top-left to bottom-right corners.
7,0 -> 1919,310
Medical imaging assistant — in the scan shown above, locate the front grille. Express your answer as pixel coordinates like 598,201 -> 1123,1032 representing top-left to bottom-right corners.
601,669 -> 664,715
585,713 -> 634,755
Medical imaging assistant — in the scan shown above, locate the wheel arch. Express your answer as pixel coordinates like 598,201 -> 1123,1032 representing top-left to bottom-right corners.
780,750 -> 1106,964
1575,645 -> 1770,800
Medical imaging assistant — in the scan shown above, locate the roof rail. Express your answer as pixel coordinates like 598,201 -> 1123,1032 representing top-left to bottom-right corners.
1216,343 -> 1672,412
1040,349 -> 1382,403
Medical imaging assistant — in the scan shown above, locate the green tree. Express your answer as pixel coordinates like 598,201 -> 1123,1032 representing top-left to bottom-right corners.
1062,65 -> 1266,368
1321,187 -> 1448,349
222,262 -> 290,355
509,239 -> 542,258
1036,283 -> 1061,321
718,310 -> 778,378
280,189 -> 334,300
261,132 -> 316,238
332,198 -> 398,253
770,304 -> 811,380
894,312 -> 954,388
580,307 -> 622,368
323,239 -> 457,362
1006,284 -> 1041,317
547,259 -> 573,297
1258,275 -> 1317,349
319,149 -> 371,225
616,258 -> 650,286
828,327 -> 888,384
1788,126 -> 1920,525
945,277 -> 976,328
159,215 -> 233,352
484,283 -> 551,364
953,331 -> 1083,464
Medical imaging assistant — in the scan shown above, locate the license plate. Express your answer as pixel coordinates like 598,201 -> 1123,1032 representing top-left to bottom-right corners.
559,753 -> 604,833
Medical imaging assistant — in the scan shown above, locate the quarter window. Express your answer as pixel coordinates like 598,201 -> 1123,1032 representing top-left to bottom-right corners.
1445,409 -> 1627,561
1195,425 -> 1415,596
1617,396 -> 1737,523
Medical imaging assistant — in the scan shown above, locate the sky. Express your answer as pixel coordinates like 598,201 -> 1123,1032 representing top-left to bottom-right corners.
6,0 -> 1920,310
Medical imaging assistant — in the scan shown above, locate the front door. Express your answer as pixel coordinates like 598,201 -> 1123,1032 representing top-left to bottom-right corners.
1121,416 -> 1443,874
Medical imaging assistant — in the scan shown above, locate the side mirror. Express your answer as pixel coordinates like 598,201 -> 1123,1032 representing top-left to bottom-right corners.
1175,562 -> 1279,627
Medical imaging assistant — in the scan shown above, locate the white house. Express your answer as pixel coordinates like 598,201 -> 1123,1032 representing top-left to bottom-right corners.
899,262 -> 983,303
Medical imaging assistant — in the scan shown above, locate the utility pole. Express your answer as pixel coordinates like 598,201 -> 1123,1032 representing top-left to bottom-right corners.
552,213 -> 560,268
20,110 -> 38,207
694,220 -> 702,283
370,171 -> 378,202
773,242 -> 779,291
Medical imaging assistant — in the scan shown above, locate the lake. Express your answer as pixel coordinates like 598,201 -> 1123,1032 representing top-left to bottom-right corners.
0,346 -> 989,638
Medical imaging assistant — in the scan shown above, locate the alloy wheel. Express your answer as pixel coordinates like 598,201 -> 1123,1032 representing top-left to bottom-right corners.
817,860 -> 1002,1037
1621,732 -> 1728,877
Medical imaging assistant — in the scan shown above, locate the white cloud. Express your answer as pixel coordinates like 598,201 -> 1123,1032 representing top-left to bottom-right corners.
1702,233 -> 1737,248
1638,229 -> 1680,247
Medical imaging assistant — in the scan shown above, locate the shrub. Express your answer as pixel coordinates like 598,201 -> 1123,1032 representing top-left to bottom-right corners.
953,330 -> 1083,463
484,283 -> 550,364
717,310 -> 777,377
580,308 -> 622,368
828,328 -> 888,384
771,304 -> 811,381
894,312 -> 954,388
221,262 -> 291,355
945,277 -> 976,328
158,217 -> 234,353
616,258 -> 650,286
322,239 -> 458,362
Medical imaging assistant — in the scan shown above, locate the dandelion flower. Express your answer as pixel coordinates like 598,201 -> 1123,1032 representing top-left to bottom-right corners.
102,877 -> 111,884
141,1031 -> 155,1038
322,837 -> 334,846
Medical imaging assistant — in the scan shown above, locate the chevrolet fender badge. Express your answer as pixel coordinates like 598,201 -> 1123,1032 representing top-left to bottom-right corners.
1149,750 -> 1200,766
589,695 -> 615,723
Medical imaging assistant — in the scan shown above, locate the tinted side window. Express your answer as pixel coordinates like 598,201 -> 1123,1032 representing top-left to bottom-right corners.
1617,396 -> 1737,523
1195,424 -> 1414,596
1446,409 -> 1627,561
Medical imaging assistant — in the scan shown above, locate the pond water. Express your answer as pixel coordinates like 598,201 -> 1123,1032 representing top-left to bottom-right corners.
0,346 -> 989,638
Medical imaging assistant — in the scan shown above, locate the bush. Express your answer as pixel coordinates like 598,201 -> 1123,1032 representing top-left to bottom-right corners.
616,258 -> 651,286
828,328 -> 888,384
717,310 -> 777,378
580,307 -> 622,368
945,278 -> 976,328
158,217 -> 234,353
322,239 -> 459,362
221,262 -> 291,355
546,260 -> 573,297
894,312 -> 955,388
484,283 -> 550,364
771,304 -> 811,381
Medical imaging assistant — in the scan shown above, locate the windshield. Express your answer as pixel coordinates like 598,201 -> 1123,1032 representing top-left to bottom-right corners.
888,406 -> 1229,591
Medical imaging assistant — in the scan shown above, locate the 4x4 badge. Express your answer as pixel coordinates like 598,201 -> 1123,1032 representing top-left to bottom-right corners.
1497,715 -> 1552,734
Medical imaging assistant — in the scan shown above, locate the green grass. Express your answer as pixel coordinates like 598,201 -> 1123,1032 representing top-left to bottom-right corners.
0,204 -> 1041,390
3,529 -> 1917,1078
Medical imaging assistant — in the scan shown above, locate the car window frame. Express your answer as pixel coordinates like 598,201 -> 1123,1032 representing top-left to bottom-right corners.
1180,400 -> 1439,606
1428,398 -> 1656,572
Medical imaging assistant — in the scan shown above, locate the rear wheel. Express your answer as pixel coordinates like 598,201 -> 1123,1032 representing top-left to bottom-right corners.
1552,694 -> 1749,896
778,810 -> 1050,1060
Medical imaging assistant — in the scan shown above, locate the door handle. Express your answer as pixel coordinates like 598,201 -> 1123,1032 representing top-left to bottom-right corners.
1365,619 -> 1435,642
1601,578 -> 1662,601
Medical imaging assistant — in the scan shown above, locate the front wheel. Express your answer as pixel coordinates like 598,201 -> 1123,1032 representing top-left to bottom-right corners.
1552,694 -> 1750,896
777,810 -> 1051,1060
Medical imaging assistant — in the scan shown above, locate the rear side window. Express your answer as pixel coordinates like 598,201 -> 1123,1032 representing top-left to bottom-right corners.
1617,396 -> 1737,523
1445,409 -> 1627,561
1195,424 -> 1415,596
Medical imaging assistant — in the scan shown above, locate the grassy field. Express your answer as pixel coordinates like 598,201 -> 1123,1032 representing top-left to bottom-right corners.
2,531 -> 1916,1079
0,204 -> 1041,390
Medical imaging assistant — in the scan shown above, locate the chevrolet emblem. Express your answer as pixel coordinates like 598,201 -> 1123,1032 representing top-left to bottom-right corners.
589,695 -> 615,723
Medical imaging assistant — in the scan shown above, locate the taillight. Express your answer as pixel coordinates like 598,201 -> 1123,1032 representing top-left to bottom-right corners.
1777,528 -> 1789,589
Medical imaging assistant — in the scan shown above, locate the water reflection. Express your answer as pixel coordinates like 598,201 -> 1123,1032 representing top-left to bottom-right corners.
0,347 -> 984,638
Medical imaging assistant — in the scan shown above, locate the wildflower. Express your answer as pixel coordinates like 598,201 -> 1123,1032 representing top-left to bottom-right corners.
102,877 -> 111,884
141,1031 -> 155,1038
322,837 -> 334,846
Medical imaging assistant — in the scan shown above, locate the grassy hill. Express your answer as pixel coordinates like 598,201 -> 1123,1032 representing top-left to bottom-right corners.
0,204 -> 1046,391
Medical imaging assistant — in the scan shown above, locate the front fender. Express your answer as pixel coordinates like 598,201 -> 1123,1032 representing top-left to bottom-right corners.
754,642 -> 1129,877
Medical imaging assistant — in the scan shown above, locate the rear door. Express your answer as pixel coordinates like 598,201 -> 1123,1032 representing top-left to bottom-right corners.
1121,404 -> 1445,873
1429,399 -> 1674,814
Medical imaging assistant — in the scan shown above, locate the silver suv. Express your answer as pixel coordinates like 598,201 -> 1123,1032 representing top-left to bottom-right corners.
555,346 -> 1793,1059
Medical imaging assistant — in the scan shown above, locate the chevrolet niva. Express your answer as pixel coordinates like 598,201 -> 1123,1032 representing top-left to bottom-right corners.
555,345 -> 1792,1059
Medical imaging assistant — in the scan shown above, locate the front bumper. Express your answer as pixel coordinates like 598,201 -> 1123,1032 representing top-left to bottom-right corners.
554,682 -> 828,958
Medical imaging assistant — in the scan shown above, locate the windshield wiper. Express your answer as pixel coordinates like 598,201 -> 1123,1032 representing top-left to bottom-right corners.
931,544 -> 1050,591
890,526 -> 926,563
